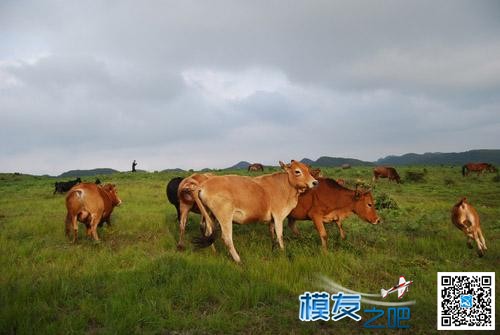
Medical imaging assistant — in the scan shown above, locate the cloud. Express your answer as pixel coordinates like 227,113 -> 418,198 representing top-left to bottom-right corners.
1,1 -> 500,175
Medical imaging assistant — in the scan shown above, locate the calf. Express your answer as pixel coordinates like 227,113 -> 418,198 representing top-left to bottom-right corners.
54,177 -> 82,194
288,178 -> 380,250
65,183 -> 122,242
451,197 -> 487,257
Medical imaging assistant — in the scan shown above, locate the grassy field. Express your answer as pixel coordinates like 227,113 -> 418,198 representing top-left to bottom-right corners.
0,166 -> 498,334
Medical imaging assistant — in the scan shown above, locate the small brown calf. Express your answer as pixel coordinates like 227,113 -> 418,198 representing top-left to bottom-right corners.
451,197 -> 487,257
65,183 -> 122,242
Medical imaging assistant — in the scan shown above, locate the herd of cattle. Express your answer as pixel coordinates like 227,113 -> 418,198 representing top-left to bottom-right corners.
55,161 -> 496,261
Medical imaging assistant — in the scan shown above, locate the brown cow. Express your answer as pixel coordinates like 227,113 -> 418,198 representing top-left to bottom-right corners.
248,163 -> 264,172
451,197 -> 487,257
65,183 -> 122,242
175,173 -> 214,250
462,162 -> 497,176
192,160 -> 318,262
288,178 -> 380,250
373,166 -> 401,183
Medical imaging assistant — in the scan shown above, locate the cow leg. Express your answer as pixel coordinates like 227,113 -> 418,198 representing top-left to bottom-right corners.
219,218 -> 240,263
90,214 -> 101,241
268,223 -> 276,243
273,216 -> 285,250
312,215 -> 328,251
71,215 -> 79,243
177,203 -> 192,251
473,231 -> 485,257
335,220 -> 346,240
85,223 -> 92,238
287,217 -> 301,237
477,228 -> 487,250
65,213 -> 73,238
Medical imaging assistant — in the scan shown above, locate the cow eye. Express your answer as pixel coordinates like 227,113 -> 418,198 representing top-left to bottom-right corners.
294,170 -> 301,175
368,203 -> 372,207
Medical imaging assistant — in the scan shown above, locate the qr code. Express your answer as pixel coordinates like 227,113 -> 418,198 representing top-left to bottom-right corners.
437,272 -> 495,330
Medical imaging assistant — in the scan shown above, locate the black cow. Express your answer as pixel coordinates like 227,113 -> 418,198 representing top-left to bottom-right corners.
53,178 -> 82,194
166,177 -> 184,223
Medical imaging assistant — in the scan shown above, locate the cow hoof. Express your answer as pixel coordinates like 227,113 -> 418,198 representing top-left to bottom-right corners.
93,240 -> 102,245
177,244 -> 186,251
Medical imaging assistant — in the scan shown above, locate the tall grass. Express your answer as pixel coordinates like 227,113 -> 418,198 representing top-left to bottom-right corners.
0,167 -> 498,334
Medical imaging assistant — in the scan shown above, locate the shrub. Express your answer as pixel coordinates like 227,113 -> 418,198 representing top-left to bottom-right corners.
493,175 -> 500,183
405,171 -> 425,183
443,177 -> 455,186
375,192 -> 399,210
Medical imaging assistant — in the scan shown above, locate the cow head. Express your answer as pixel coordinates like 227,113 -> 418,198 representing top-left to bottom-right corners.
487,164 -> 498,173
280,160 -> 318,192
308,167 -> 323,179
102,184 -> 122,207
391,170 -> 402,183
353,189 -> 380,225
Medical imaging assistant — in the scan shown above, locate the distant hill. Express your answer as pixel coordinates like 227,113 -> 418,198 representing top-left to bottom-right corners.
58,168 -> 119,178
160,168 -> 186,173
299,158 -> 316,165
225,161 -> 251,170
301,156 -> 373,167
376,149 -> 500,166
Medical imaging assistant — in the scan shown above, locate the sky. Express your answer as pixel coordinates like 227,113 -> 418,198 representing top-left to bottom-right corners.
1,0 -> 500,175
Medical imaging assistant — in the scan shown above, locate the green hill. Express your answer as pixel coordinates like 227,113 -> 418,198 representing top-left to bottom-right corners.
58,168 -> 119,178
301,156 -> 373,167
376,149 -> 500,166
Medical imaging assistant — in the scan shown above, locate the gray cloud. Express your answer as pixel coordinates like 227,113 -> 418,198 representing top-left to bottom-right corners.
1,0 -> 499,175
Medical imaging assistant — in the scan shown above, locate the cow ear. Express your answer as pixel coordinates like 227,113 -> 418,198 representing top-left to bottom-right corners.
279,161 -> 287,170
354,189 -> 361,200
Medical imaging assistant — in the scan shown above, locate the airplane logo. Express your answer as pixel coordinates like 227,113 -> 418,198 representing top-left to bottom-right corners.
381,276 -> 414,299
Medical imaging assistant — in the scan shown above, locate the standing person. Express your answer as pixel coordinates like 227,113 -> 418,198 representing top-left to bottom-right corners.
132,160 -> 138,172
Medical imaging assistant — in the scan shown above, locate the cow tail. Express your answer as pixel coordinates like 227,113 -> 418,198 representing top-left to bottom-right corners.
191,188 -> 218,248
67,189 -> 84,203
462,165 -> 466,177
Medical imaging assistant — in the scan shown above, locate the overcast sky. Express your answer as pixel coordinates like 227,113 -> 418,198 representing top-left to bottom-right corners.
1,0 -> 500,175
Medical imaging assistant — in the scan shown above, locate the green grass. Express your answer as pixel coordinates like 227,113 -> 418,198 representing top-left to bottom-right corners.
0,167 -> 498,334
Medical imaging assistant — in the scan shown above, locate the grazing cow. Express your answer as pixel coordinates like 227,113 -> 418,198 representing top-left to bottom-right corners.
54,177 -> 82,194
373,166 -> 401,183
175,173 -> 214,250
192,160 -> 318,262
462,162 -> 497,177
451,198 -> 487,257
288,178 -> 380,250
248,163 -> 264,172
65,183 -> 122,242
